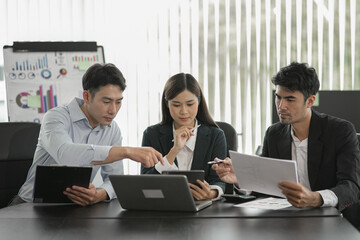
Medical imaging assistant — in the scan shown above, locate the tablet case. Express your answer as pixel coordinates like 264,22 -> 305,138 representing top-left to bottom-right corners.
162,170 -> 205,186
33,165 -> 92,203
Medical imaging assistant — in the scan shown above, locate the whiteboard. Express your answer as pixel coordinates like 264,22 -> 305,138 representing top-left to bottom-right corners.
3,44 -> 104,123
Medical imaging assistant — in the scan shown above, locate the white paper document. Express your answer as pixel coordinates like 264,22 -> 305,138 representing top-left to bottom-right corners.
234,197 -> 292,210
229,151 -> 299,198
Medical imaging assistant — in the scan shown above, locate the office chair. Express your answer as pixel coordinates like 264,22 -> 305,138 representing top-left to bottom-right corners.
216,121 -> 238,155
216,121 -> 238,194
0,122 -> 40,208
255,145 -> 263,156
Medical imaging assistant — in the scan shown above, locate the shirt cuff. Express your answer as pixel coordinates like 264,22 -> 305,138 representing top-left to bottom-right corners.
210,185 -> 224,201
154,156 -> 178,173
317,189 -> 338,207
100,181 -> 117,200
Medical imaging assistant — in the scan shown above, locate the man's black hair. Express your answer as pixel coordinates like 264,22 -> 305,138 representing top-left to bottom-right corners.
271,62 -> 320,101
82,63 -> 126,96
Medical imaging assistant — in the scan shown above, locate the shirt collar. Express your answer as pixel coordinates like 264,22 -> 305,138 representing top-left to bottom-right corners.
68,97 -> 109,130
68,98 -> 87,123
291,127 -> 308,147
172,119 -> 199,152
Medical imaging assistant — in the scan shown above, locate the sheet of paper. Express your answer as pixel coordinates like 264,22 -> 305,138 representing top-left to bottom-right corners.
234,197 -> 292,210
230,151 -> 299,198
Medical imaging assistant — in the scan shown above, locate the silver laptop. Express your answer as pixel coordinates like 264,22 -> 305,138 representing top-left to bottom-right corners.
109,174 -> 212,212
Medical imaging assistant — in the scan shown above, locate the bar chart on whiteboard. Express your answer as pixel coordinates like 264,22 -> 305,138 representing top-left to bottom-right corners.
3,46 -> 104,122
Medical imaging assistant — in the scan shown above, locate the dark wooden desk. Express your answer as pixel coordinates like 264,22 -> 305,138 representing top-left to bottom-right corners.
0,199 -> 341,219
0,217 -> 358,240
0,200 -> 358,240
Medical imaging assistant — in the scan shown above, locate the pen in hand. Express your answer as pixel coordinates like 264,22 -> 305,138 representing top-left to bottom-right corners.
172,124 -> 201,142
207,159 -> 225,165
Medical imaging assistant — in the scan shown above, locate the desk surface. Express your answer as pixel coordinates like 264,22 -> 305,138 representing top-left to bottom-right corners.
0,199 -> 341,219
0,217 -> 358,240
0,200 -> 358,240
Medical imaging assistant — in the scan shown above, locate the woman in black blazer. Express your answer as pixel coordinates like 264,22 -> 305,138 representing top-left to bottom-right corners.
141,73 -> 227,200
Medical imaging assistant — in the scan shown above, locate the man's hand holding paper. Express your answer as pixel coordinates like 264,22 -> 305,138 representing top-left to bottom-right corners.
278,181 -> 324,208
229,151 -> 299,198
213,152 -> 327,208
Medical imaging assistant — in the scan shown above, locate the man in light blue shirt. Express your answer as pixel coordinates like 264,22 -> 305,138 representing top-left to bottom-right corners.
14,63 -> 163,206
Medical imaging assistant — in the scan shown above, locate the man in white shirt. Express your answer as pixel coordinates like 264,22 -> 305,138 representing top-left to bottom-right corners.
213,62 -> 360,210
13,63 -> 163,207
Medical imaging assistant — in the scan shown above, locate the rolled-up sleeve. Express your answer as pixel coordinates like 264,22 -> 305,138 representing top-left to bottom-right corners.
40,111 -> 115,165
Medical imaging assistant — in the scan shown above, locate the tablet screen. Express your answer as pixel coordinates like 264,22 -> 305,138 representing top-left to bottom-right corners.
33,165 -> 92,203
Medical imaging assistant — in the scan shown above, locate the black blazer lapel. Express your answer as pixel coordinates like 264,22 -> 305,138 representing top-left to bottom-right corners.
307,110 -> 324,189
191,126 -> 211,170
276,125 -> 292,160
159,125 -> 177,165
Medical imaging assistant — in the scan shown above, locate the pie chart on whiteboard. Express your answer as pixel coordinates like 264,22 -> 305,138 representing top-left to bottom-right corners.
16,92 -> 30,108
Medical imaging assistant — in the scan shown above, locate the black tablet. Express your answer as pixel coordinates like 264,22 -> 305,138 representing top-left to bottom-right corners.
33,165 -> 92,203
162,170 -> 204,186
